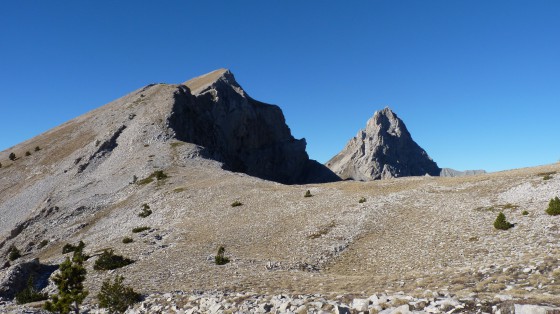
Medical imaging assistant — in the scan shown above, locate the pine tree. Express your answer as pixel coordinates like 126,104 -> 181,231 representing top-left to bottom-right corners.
546,197 -> 560,216
44,250 -> 88,314
494,212 -> 513,230
97,275 -> 141,313
9,152 -> 16,161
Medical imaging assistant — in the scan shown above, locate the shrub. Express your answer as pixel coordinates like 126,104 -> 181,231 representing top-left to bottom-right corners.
215,246 -> 230,265
546,197 -> 560,216
359,197 -> 366,203
304,190 -> 312,198
44,250 -> 88,314
16,275 -> 48,304
25,151 -> 31,156
97,275 -> 141,313
0,162 -> 2,168
231,201 -> 243,207
138,204 -> 152,218
132,226 -> 150,233
94,249 -> 134,271
137,170 -> 168,185
8,245 -> 21,261
122,237 -> 133,244
522,210 -> 529,215
34,146 -> 41,152
62,241 -> 85,254
9,152 -> 16,161
494,212 -> 513,230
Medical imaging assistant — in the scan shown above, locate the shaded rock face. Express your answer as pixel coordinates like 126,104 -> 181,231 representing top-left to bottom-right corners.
0,259 -> 57,299
326,107 -> 441,180
168,69 -> 339,184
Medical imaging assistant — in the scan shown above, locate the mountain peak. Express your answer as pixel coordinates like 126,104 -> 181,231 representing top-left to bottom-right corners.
326,108 -> 440,180
183,68 -> 242,95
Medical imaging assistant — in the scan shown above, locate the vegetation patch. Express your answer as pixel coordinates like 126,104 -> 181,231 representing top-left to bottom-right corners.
304,190 -> 313,198
173,187 -> 186,193
522,210 -> 529,216
62,241 -> 86,254
215,246 -> 230,265
308,220 -> 336,239
94,249 -> 134,270
231,201 -> 243,207
8,245 -> 21,261
137,170 -> 168,185
98,275 -> 141,313
16,276 -> 48,304
494,212 -> 513,230
546,197 -> 560,216
122,237 -> 133,244
132,226 -> 151,233
138,204 -> 152,218
538,171 -> 556,180
359,197 -> 366,203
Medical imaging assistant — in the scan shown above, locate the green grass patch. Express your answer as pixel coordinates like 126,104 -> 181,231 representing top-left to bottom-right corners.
132,226 -> 150,233
137,170 -> 168,185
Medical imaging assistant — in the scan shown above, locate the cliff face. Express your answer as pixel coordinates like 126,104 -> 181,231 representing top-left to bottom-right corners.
169,69 -> 339,184
326,107 -> 441,180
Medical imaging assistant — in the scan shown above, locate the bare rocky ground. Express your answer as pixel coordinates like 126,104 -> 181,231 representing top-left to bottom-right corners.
1,71 -> 560,313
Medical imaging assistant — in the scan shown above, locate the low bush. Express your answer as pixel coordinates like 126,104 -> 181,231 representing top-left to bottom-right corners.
8,245 -> 21,261
62,241 -> 85,254
137,170 -> 168,185
215,246 -> 230,265
231,201 -> 243,207
15,276 -> 48,304
132,226 -> 150,233
25,151 -> 31,156
138,204 -> 152,218
122,237 -> 133,244
359,197 -> 366,203
494,212 -> 513,230
304,190 -> 312,198
9,153 -> 16,161
98,275 -> 141,313
94,249 -> 134,270
522,210 -> 529,216
34,146 -> 41,152
546,197 -> 560,216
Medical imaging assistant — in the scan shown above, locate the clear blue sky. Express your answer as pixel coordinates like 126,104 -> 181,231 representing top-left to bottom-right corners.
1,1 -> 559,172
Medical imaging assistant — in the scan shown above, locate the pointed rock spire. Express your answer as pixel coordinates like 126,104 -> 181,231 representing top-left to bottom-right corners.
326,107 -> 440,180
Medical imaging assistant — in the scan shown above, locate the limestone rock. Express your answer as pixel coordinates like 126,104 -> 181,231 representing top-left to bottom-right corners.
440,168 -> 486,177
326,107 -> 440,180
169,69 -> 340,184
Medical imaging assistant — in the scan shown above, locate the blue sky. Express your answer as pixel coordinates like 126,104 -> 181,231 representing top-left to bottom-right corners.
1,1 -> 559,172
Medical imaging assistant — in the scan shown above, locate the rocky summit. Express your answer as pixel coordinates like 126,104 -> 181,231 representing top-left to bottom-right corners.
326,107 -> 441,180
171,69 -> 339,184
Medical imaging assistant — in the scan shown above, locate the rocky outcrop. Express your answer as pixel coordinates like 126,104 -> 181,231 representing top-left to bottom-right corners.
0,259 -> 57,299
168,69 -> 339,184
440,168 -> 486,177
326,107 -> 440,180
